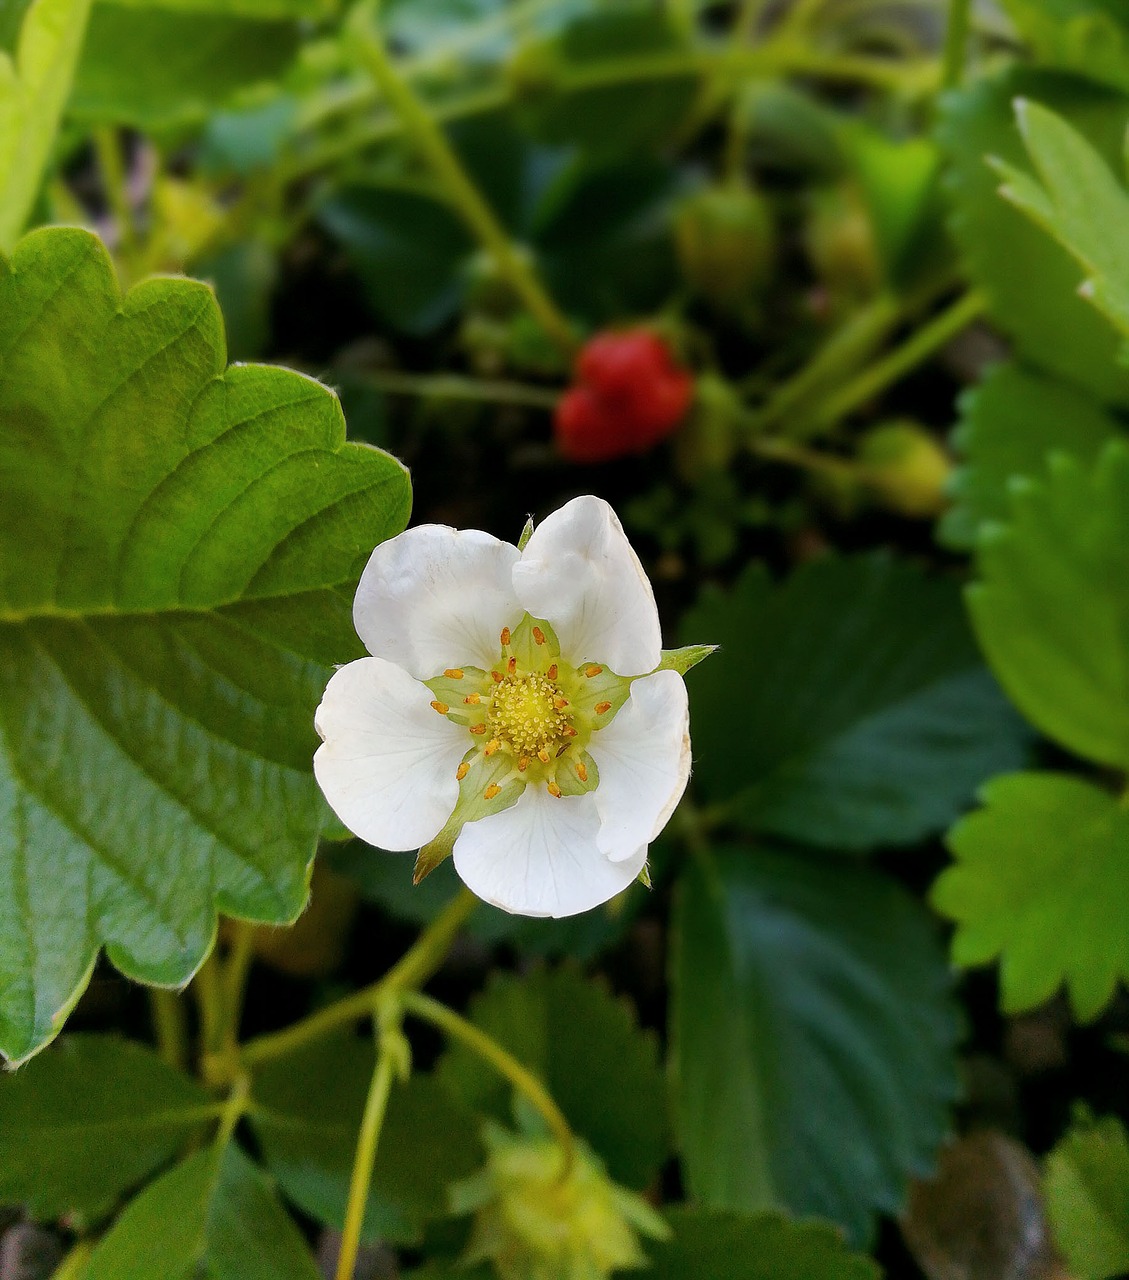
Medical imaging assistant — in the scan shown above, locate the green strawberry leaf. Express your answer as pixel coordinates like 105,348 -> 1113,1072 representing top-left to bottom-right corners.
0,225 -> 410,1064
1046,1112 -> 1129,1278
935,772 -> 1129,1021
672,847 -> 960,1246
968,442 -> 1129,768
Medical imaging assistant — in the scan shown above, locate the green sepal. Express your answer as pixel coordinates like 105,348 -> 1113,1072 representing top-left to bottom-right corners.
556,750 -> 599,798
414,753 -> 525,884
637,863 -> 653,890
517,517 -> 535,552
655,645 -> 718,676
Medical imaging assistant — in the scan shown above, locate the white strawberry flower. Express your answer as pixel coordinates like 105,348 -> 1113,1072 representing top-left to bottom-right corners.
314,496 -> 710,918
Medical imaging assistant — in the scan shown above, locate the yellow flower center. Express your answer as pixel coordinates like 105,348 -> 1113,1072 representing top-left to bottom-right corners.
488,672 -> 573,759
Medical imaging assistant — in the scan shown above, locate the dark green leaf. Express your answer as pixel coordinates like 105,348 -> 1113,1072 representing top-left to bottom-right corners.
968,442 -> 1129,767
437,967 -> 668,1190
70,9 -> 300,130
318,186 -> 472,335
938,361 -> 1121,550
938,68 -> 1129,404
1000,0 -> 1129,94
672,848 -> 960,1246
1046,1113 -> 1129,1277
0,1034 -> 212,1221
934,771 -> 1129,1021
681,554 -> 1027,851
251,1035 -> 482,1244
644,1208 -> 881,1280
85,1143 -> 320,1280
0,226 -> 411,1063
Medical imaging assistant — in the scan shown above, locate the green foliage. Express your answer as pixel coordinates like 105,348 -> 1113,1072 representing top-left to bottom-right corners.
0,0 -> 93,249
939,361 -> 1121,550
681,555 -> 1027,851
1045,1113 -> 1129,1277
0,1034 -> 212,1221
70,9 -> 301,130
968,442 -> 1129,769
0,225 -> 410,1063
645,1208 -> 881,1279
938,68 -> 1129,404
934,772 -> 1129,1020
672,847 -> 960,1246
437,967 -> 668,1191
993,98 -> 1129,338
251,1035 -> 482,1244
1001,0 -> 1129,94
84,1143 -> 320,1279
109,0 -> 336,16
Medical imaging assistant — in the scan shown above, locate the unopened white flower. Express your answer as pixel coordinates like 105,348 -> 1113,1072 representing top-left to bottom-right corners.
314,496 -> 710,918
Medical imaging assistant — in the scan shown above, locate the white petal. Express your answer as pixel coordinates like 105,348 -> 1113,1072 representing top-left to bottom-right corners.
314,657 -> 466,851
353,525 -> 522,679
512,495 -> 661,676
589,670 -> 690,861
452,788 -> 648,918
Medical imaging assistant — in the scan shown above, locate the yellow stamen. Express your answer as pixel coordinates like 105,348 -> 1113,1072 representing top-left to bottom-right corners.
484,738 -> 501,757
500,626 -> 511,646
484,783 -> 502,800
547,663 -> 558,680
507,656 -> 517,675
444,668 -> 464,679
470,723 -> 487,735
563,725 -> 578,737
584,664 -> 602,677
537,748 -> 551,764
553,696 -> 569,710
595,701 -> 612,715
491,670 -> 504,683
430,700 -> 449,715
532,626 -> 546,645
518,756 -> 529,772
547,781 -> 562,798
456,762 -> 469,782
464,693 -> 481,705
576,761 -> 588,782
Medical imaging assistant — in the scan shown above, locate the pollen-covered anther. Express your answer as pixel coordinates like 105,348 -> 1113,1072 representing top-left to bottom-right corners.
537,748 -> 551,764
584,664 -> 602,677
554,696 -> 569,710
484,738 -> 502,757
470,723 -> 487,735
492,670 -> 504,683
532,626 -> 546,645
456,762 -> 469,782
576,761 -> 588,782
500,627 -> 511,646
430,700 -> 449,715
595,701 -> 612,715
547,781 -> 562,798
547,664 -> 558,680
563,726 -> 578,737
507,656 -> 517,675
484,783 -> 502,800
464,693 -> 481,705
444,669 -> 464,679
518,756 -> 529,772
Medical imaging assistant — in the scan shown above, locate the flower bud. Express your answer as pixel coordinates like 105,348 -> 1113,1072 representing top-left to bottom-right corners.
804,183 -> 882,306
451,1125 -> 669,1280
674,183 -> 775,308
858,420 -> 953,517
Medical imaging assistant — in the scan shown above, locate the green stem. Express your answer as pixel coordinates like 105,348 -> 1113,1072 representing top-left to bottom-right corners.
335,1031 -> 397,1280
362,370 -> 559,409
194,950 -> 225,1060
150,988 -> 188,1073
222,921 -> 256,1057
941,0 -> 973,90
401,990 -> 577,1172
92,126 -> 135,257
748,435 -> 858,480
349,4 -> 576,357
240,888 -> 477,1069
49,1243 -> 94,1280
215,1072 -> 251,1149
803,289 -> 986,431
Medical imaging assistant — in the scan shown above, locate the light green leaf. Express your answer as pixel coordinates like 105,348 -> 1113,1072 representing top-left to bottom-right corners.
1000,0 -> 1129,95
0,1034 -> 214,1222
992,98 -> 1129,338
70,9 -> 300,130
104,0 -> 335,17
251,1036 -> 482,1245
672,848 -> 960,1246
934,772 -> 1129,1021
437,967 -> 668,1191
939,68 -> 1129,405
85,1143 -> 320,1280
938,361 -> 1121,550
645,1208 -> 880,1280
968,441 -> 1129,768
681,554 -> 1028,852
1046,1113 -> 1129,1278
0,0 -> 93,250
0,226 -> 411,1064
